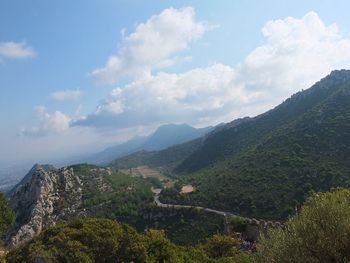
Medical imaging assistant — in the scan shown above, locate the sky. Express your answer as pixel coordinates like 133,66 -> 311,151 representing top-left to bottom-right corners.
1,0 -> 350,168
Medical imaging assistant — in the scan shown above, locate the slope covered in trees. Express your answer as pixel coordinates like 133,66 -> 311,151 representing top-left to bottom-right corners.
156,70 -> 350,219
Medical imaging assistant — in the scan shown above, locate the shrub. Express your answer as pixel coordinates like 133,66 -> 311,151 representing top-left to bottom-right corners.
257,188 -> 350,263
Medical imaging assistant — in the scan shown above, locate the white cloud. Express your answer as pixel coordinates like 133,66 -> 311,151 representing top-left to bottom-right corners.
238,11 -> 350,98
77,11 -> 350,130
0,41 -> 35,59
21,106 -> 71,136
91,7 -> 209,84
50,89 -> 82,101
74,64 -> 261,128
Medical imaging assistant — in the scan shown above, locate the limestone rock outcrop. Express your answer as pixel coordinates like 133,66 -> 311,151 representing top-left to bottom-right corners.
8,165 -> 83,246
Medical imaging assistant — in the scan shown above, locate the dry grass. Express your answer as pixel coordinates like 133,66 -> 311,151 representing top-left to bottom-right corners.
121,166 -> 174,187
180,185 -> 195,194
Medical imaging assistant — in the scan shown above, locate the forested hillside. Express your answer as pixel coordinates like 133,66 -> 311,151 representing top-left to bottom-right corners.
155,70 -> 350,219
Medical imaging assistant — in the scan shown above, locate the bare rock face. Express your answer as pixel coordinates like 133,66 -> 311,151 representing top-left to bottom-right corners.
8,165 -> 83,246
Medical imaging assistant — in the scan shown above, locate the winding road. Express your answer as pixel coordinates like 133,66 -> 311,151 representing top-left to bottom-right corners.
152,188 -> 236,218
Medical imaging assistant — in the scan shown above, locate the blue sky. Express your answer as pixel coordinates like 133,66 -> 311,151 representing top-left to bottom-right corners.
1,0 -> 350,167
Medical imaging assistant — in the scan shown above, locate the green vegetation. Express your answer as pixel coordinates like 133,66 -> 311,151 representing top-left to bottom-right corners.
256,188 -> 350,262
140,207 -> 224,245
159,70 -> 350,219
201,234 -> 243,259
71,164 -> 154,224
5,186 -> 350,262
0,192 -> 14,263
68,164 -> 227,245
0,193 -> 15,238
229,217 -> 250,233
6,218 -> 253,263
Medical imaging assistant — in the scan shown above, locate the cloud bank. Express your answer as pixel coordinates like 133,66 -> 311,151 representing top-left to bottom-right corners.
74,10 -> 350,130
21,106 -> 71,136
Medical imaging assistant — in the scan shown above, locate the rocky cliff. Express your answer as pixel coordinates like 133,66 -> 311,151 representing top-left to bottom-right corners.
8,165 -> 83,246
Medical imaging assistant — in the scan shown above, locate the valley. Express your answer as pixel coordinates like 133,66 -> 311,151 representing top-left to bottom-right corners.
114,70 -> 350,220
1,70 -> 350,262
2,2 -> 350,261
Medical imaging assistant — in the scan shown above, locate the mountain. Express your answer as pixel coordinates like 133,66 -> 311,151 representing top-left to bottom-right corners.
121,70 -> 350,220
6,164 -> 56,196
142,124 -> 212,151
84,124 -> 213,165
83,136 -> 148,165
110,138 -> 203,172
175,71 -> 350,174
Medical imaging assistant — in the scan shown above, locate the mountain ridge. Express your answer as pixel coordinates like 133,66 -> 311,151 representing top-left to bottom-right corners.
83,123 -> 213,165
175,69 -> 350,174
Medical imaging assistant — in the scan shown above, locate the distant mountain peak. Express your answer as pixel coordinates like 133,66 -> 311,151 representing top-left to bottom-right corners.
82,123 -> 213,165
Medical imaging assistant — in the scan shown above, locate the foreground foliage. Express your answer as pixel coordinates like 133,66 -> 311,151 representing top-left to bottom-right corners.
5,188 -> 350,262
6,218 -> 253,263
257,188 -> 350,262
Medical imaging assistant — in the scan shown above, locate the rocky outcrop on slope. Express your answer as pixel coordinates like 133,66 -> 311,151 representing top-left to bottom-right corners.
8,165 -> 83,246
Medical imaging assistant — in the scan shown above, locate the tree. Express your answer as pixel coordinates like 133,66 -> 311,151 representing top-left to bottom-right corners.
229,216 -> 250,233
201,234 -> 241,258
257,188 -> 350,263
145,229 -> 181,263
0,193 -> 15,237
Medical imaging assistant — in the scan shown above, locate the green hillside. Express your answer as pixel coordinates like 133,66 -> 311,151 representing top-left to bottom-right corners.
158,70 -> 350,219
67,164 -> 227,245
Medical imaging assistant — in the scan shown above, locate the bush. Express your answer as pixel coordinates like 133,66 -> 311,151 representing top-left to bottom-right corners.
229,216 -> 250,233
257,188 -> 350,263
201,234 -> 241,258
